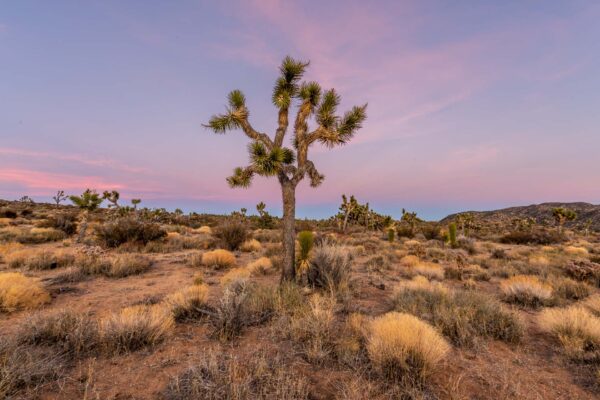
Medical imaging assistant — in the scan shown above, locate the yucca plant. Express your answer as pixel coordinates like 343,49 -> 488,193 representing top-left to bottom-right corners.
297,230 -> 314,279
205,56 -> 367,281
552,207 -> 576,234
448,222 -> 457,248
69,189 -> 103,243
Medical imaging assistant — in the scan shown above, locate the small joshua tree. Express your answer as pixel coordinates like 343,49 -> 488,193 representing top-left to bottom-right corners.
52,190 -> 68,208
131,198 -> 141,210
340,194 -> 358,232
205,56 -> 367,281
102,190 -> 121,208
256,201 -> 274,229
69,189 -> 103,243
552,207 -> 576,234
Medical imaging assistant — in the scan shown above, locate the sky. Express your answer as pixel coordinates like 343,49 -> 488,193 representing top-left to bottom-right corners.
1,1 -> 599,220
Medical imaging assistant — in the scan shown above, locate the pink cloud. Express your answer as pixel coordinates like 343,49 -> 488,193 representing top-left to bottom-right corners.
0,169 -> 126,191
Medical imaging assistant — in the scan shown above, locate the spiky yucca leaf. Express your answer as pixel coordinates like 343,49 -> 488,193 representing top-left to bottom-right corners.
280,56 -> 309,85
227,167 -> 254,188
206,113 -> 241,133
281,147 -> 296,164
317,89 -> 340,128
337,105 -> 367,142
228,90 -> 246,109
272,77 -> 293,109
299,81 -> 322,107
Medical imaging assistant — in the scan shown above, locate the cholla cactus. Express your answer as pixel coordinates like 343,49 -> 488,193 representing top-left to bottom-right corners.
69,189 -> 104,243
52,190 -> 67,207
552,207 -> 577,234
205,56 -> 367,281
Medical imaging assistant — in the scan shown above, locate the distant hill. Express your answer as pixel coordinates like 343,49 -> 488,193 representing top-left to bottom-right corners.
440,202 -> 600,232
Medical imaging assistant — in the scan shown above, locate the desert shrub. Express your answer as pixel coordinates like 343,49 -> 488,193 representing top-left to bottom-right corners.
214,221 -> 249,251
552,277 -> 591,301
0,272 -> 50,312
164,285 -> 209,322
501,275 -> 553,307
297,230 -> 314,264
6,249 -> 75,270
307,243 -> 352,295
584,295 -> 600,317
240,238 -> 262,252
163,350 -> 309,400
38,213 -> 78,235
95,217 -> 166,247
457,237 -> 477,254
99,304 -> 174,354
491,248 -> 509,259
16,227 -> 65,244
18,310 -> 98,356
202,249 -> 236,269
387,228 -> 395,242
396,225 -> 414,239
564,260 -> 600,287
500,230 -> 565,245
365,254 -> 392,271
49,266 -> 87,284
400,255 -> 420,267
421,224 -> 442,240
288,294 -> 336,364
0,208 -> 17,219
564,246 -> 589,257
0,339 -> 64,399
393,281 -> 523,346
77,254 -> 112,275
211,280 -> 253,341
195,225 -> 212,235
538,306 -> 600,361
107,254 -> 152,277
367,312 -> 450,384
165,233 -> 208,251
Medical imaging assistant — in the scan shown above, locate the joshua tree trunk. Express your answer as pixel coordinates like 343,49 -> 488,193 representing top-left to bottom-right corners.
77,211 -> 89,243
281,180 -> 296,281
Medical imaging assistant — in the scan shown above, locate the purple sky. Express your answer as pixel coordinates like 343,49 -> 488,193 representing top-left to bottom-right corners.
1,1 -> 599,220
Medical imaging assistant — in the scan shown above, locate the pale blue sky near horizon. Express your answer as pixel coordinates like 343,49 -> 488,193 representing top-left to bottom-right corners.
1,1 -> 599,220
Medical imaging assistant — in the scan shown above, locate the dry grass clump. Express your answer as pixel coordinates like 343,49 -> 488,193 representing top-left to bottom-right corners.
18,310 -> 98,356
164,285 -> 209,321
400,255 -> 420,267
288,294 -> 336,364
412,262 -> 445,280
0,272 -> 50,312
307,243 -> 353,295
552,277 -> 592,301
6,249 -> 75,270
107,254 -> 152,277
163,350 -> 309,400
95,217 -> 166,248
538,306 -> 600,360
0,227 -> 65,244
240,238 -> 262,252
393,281 -> 523,346
564,245 -> 589,257
220,267 -> 251,286
367,312 -> 450,383
194,225 -> 212,235
0,242 -> 23,262
202,249 -> 236,269
99,304 -> 174,354
528,254 -> 550,268
583,295 -> 600,317
0,338 -> 64,399
246,256 -> 273,275
501,275 -> 553,307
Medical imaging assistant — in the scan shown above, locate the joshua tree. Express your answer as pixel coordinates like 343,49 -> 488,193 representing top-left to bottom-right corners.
401,209 -> 420,236
256,201 -> 274,229
340,194 -> 358,232
69,189 -> 103,243
552,207 -> 577,234
102,190 -> 120,208
131,199 -> 141,210
205,56 -> 367,281
52,190 -> 68,207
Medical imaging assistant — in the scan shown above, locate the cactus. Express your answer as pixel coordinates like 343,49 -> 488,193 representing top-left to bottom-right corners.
205,56 -> 367,281
387,227 -> 395,242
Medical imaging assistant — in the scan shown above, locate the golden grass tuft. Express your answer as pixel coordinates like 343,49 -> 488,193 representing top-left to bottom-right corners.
164,284 -> 209,321
412,262 -> 445,280
367,312 -> 450,382
246,256 -> 273,275
195,225 -> 212,235
583,295 -> 600,317
528,254 -> 550,268
538,306 -> 600,358
99,304 -> 174,353
400,255 -> 419,267
108,254 -> 152,277
500,275 -> 552,306
201,249 -> 236,269
564,246 -> 589,256
219,267 -> 251,286
5,248 -> 75,270
0,272 -> 51,312
240,238 -> 262,252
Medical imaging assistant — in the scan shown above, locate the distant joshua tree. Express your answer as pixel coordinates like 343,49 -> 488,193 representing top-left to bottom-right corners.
18,195 -> 34,204
552,207 -> 577,234
52,190 -> 68,207
69,189 -> 103,243
256,201 -> 275,229
131,199 -> 141,210
102,190 -> 121,208
340,194 -> 358,232
205,56 -> 367,281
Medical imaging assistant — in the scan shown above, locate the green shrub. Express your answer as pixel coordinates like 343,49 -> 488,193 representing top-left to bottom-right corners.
297,231 -> 314,265
448,223 -> 457,248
